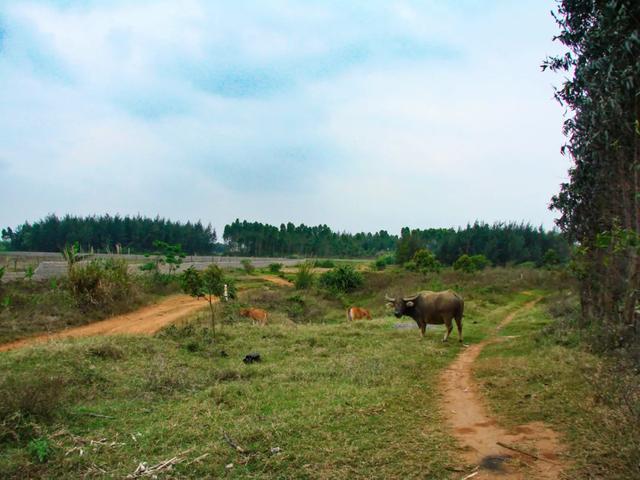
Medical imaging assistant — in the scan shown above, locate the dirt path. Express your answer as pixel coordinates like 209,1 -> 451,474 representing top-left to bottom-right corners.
440,300 -> 568,479
259,274 -> 294,287
0,295 -> 208,352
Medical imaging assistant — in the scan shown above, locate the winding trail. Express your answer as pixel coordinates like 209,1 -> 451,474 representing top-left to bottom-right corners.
0,295 -> 208,352
440,299 -> 568,479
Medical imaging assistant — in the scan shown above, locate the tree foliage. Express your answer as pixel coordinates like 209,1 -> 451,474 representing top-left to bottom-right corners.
544,0 -> 640,346
396,222 -> 568,267
4,214 -> 216,254
223,219 -> 395,257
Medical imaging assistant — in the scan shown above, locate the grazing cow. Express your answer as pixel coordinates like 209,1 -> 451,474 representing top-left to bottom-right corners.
239,308 -> 268,326
347,307 -> 372,321
385,290 -> 464,342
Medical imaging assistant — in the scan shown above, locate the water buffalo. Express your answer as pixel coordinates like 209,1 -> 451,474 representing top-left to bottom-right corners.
347,307 -> 372,321
385,290 -> 464,342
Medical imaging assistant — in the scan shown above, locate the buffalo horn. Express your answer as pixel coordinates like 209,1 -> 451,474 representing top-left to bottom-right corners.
384,294 -> 395,302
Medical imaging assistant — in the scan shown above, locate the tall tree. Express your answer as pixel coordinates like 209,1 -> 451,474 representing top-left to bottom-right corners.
545,0 -> 640,341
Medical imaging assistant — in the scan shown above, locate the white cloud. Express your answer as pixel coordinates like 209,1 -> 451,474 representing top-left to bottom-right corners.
0,0 -> 569,234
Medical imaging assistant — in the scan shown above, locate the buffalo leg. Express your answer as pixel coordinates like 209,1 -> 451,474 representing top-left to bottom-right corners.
455,316 -> 463,343
420,322 -> 426,338
443,317 -> 453,342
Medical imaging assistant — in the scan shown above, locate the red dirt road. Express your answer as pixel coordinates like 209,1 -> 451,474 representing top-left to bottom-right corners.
440,299 -> 568,479
0,295 -> 208,352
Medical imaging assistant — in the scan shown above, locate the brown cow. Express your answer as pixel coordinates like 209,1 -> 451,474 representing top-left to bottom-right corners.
239,308 -> 268,326
347,306 -> 372,321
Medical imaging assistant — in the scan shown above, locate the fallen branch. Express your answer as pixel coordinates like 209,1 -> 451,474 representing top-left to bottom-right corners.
126,448 -> 193,478
222,430 -> 248,454
460,471 -> 478,480
496,441 -> 561,465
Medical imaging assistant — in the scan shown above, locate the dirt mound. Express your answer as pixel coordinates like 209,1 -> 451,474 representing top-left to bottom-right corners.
0,295 -> 208,352
440,300 -> 568,479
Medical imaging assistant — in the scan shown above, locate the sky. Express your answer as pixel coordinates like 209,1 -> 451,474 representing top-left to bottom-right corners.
0,0 -> 569,235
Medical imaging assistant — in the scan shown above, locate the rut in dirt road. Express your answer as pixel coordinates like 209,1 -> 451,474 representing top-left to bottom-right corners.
0,295 -> 209,352
440,299 -> 568,479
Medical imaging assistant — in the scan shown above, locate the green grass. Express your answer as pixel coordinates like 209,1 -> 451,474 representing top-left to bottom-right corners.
475,298 -> 640,479
3,267 -> 632,479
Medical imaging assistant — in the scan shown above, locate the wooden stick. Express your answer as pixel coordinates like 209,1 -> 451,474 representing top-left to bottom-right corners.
222,430 -> 248,454
496,441 -> 561,465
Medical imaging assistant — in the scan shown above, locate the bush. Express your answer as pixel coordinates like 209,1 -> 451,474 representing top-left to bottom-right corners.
319,265 -> 364,293
241,259 -> 255,274
453,254 -> 490,273
68,258 -> 132,310
373,254 -> 395,271
411,249 -> 441,273
268,263 -> 283,274
313,259 -> 336,268
294,262 -> 315,290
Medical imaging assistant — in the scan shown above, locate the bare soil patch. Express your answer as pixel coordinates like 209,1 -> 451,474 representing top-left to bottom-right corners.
0,295 -> 208,352
440,299 -> 568,479
259,274 -> 294,287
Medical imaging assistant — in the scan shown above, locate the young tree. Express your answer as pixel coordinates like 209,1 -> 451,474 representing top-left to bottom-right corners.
181,265 -> 233,337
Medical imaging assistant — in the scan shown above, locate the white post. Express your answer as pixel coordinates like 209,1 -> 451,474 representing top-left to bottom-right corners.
224,284 -> 229,302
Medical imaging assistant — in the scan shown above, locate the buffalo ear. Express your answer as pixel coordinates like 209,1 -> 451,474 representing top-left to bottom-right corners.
406,301 -> 414,307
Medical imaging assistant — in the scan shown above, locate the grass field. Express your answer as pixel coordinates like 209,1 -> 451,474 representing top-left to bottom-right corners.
0,267 -> 636,479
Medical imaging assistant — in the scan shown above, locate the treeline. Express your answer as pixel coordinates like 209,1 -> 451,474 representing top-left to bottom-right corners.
396,222 -> 570,266
2,214 -> 217,254
2,216 -> 569,266
223,219 -> 396,257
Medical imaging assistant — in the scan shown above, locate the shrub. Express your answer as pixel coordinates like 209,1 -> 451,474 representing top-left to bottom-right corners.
294,262 -> 315,290
453,254 -> 490,273
470,254 -> 491,271
373,254 -> 395,271
412,248 -> 442,273
542,248 -> 561,268
68,258 -> 132,310
0,265 -> 5,282
268,263 -> 283,274
319,265 -> 364,293
241,259 -> 255,274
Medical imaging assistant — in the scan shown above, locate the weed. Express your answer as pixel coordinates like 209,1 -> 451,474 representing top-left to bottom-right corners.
294,262 -> 315,290
27,437 -> 51,463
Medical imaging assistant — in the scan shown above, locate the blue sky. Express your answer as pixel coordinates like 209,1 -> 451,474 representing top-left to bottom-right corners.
0,0 -> 568,234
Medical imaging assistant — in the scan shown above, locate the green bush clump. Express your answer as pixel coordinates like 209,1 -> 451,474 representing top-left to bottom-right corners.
453,254 -> 491,273
410,249 -> 441,273
373,254 -> 395,271
68,258 -> 133,310
268,263 -> 283,274
319,265 -> 363,293
294,262 -> 315,290
241,259 -> 255,274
